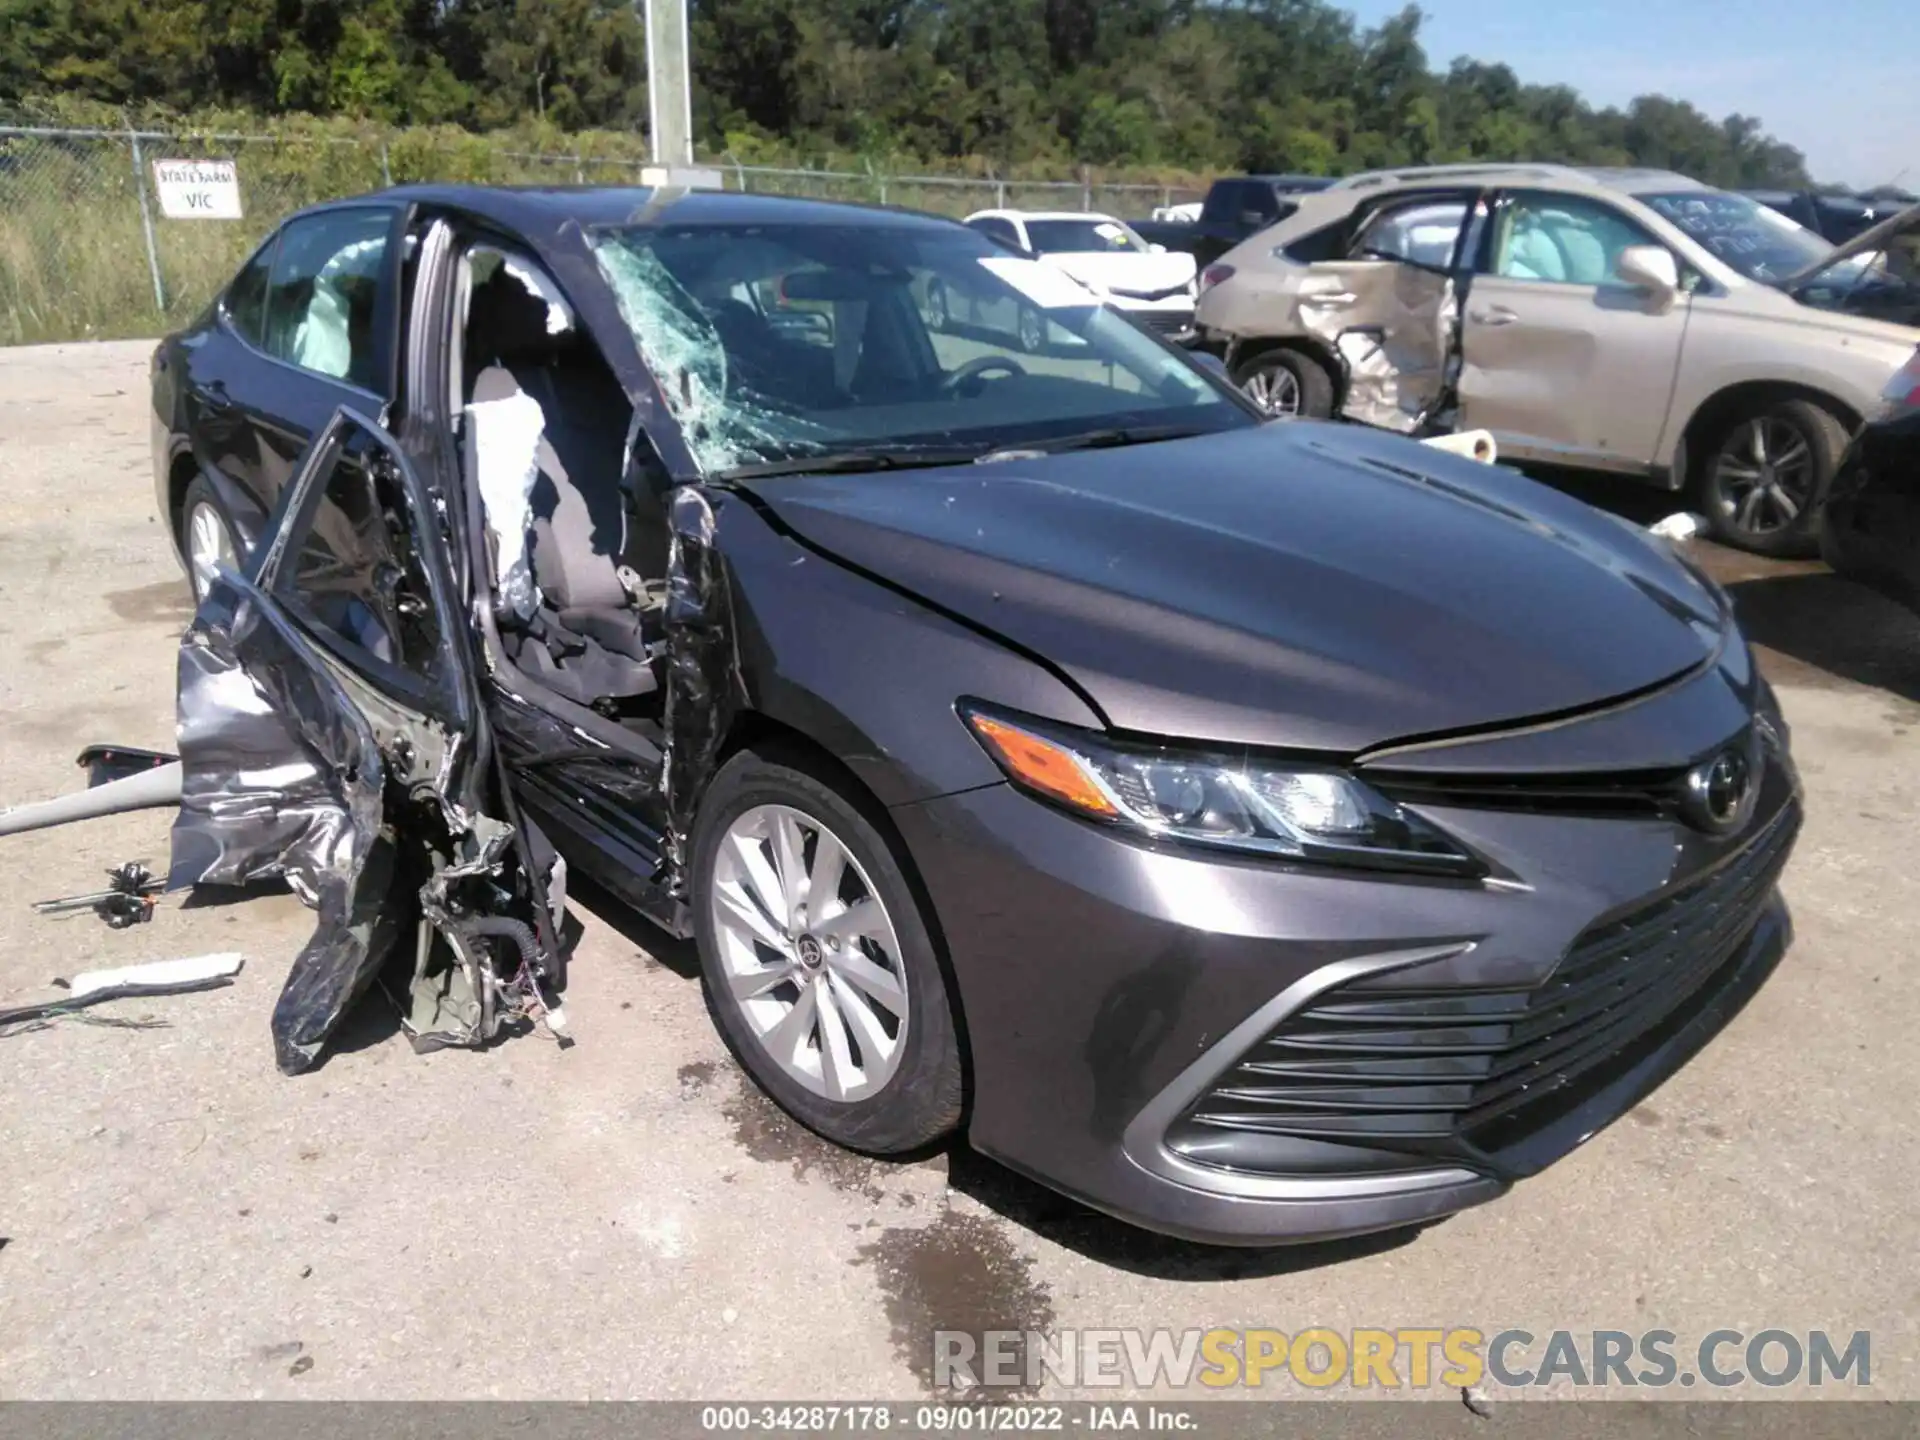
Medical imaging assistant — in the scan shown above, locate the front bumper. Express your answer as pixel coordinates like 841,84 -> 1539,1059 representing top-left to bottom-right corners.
891,742 -> 1798,1246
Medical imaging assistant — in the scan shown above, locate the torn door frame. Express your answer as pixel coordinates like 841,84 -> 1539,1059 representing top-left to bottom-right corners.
170,401 -> 562,1072
1301,192 -> 1490,436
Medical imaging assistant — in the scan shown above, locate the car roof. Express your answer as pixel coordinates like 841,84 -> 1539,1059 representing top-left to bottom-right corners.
1330,163 -> 1708,200
304,184 -> 968,239
966,209 -> 1125,224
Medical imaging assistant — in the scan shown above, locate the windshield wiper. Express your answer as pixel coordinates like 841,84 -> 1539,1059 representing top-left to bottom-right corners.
713,447 -> 981,481
1006,423 -> 1218,456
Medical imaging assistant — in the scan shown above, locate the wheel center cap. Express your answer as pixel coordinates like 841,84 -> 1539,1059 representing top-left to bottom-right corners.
795,934 -> 824,971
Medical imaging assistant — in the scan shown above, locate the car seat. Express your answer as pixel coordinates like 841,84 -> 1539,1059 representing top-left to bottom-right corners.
464,270 -> 661,709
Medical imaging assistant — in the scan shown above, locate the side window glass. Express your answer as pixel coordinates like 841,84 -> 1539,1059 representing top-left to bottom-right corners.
276,422 -> 448,692
1351,199 -> 1468,268
263,209 -> 392,390
1491,193 -> 1657,286
224,237 -> 276,346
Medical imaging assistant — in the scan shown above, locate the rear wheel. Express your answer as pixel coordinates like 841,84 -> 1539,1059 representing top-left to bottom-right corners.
178,475 -> 238,602
1695,398 -> 1847,557
691,749 -> 963,1155
1232,347 -> 1334,419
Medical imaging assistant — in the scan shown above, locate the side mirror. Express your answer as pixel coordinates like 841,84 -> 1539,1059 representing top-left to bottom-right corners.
1148,242 -> 1167,254
1190,352 -> 1228,379
1616,245 -> 1680,303
1241,210 -> 1268,227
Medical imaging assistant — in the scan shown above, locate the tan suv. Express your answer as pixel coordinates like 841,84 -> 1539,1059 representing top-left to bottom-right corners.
1194,163 -> 1920,554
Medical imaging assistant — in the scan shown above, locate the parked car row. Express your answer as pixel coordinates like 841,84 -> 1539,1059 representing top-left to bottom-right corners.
1185,163 -> 1920,557
150,181 -> 1810,1247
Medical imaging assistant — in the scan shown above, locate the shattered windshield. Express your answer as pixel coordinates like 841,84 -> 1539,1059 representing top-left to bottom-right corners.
1641,191 -> 1834,285
588,221 -> 1244,476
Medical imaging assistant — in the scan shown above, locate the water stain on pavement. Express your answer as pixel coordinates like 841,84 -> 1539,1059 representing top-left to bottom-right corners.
857,1208 -> 1056,1398
721,1078 -> 887,1200
106,579 -> 193,625
677,1060 -> 718,1098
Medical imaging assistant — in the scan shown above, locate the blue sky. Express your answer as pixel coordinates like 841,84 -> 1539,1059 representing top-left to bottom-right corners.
1344,0 -> 1914,188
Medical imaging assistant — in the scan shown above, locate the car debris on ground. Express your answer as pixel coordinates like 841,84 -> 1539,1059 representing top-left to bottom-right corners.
0,952 -> 245,1033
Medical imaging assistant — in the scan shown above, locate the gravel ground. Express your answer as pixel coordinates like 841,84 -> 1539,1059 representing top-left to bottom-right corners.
0,339 -> 1915,1402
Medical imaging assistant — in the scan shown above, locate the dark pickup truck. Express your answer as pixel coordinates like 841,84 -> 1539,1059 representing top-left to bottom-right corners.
1745,189 -> 1894,245
1131,174 -> 1334,268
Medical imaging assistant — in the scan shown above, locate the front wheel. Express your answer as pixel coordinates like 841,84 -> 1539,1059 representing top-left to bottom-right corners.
1696,398 -> 1847,557
691,749 -> 963,1155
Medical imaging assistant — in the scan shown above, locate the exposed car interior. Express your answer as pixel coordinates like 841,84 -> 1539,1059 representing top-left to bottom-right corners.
457,246 -> 669,718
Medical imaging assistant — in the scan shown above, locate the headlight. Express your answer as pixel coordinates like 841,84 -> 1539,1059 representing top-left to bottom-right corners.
962,706 -> 1483,878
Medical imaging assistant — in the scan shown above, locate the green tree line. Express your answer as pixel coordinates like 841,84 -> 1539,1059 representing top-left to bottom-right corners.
0,0 -> 1815,187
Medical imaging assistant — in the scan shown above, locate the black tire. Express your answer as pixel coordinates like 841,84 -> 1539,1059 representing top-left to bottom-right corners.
1232,347 -> 1335,419
1694,397 -> 1848,558
177,473 -> 239,601
690,747 -> 964,1155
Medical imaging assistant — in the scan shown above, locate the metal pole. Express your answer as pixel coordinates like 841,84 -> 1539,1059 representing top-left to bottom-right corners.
127,126 -> 167,317
643,0 -> 694,167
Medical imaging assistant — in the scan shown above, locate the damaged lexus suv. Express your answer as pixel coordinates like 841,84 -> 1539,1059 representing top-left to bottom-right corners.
149,186 -> 1801,1245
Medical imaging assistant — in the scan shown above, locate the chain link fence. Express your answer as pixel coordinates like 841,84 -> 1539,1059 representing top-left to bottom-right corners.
0,125 -> 1203,347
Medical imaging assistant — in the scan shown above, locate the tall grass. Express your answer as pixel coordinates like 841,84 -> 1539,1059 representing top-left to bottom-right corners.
0,119 -> 1204,347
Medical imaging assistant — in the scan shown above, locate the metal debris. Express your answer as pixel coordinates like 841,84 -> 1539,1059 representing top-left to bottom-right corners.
33,861 -> 164,929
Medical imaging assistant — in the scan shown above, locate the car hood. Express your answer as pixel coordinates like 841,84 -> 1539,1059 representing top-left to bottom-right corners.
741,424 -> 1726,754
1043,250 -> 1197,299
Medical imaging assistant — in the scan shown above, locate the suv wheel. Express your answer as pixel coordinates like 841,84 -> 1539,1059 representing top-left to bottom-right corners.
1232,348 -> 1334,419
1697,398 -> 1847,557
179,475 -> 238,602
691,749 -> 963,1154
924,279 -> 950,332
1016,302 -> 1046,353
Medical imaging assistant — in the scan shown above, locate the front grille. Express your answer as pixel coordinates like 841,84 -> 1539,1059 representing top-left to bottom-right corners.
1169,802 -> 1799,1174
1135,309 -> 1195,336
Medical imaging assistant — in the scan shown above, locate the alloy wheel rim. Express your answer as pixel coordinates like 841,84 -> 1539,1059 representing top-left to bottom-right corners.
1710,417 -> 1813,537
1245,365 -> 1301,417
710,804 -> 909,1103
927,283 -> 949,330
1018,306 -> 1045,352
187,500 -> 235,599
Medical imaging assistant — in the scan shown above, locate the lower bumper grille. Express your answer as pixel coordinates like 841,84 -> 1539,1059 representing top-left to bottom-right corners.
1135,309 -> 1196,336
1169,802 -> 1800,1175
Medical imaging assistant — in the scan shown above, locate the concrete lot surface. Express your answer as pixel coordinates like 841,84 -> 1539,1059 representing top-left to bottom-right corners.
0,340 -> 1916,1401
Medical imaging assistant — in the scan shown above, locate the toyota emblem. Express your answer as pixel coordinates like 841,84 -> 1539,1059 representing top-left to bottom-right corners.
1684,742 -> 1758,835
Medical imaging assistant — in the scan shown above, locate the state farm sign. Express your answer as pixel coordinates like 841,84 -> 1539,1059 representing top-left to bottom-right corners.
151,159 -> 243,219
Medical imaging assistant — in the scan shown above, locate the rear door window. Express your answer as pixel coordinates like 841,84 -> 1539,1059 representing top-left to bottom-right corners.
224,236 -> 276,346
1351,198 -> 1471,269
262,208 -> 395,393
274,421 -> 451,698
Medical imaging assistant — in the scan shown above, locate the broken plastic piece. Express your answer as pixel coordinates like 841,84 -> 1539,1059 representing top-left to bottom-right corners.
0,760 -> 184,838
77,745 -> 179,788
0,952 -> 243,1029
1648,512 -> 1707,541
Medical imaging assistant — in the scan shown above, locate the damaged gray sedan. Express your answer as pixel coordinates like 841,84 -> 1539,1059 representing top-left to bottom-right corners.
140,187 -> 1802,1245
